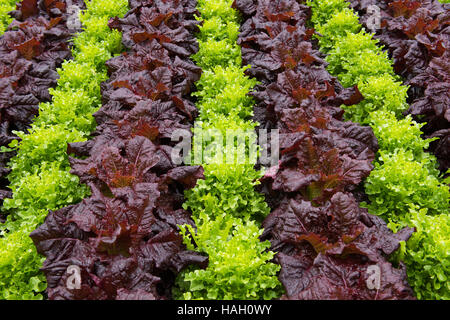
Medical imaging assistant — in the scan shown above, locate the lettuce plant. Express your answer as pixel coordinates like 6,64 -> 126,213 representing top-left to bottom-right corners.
183,163 -> 269,222
174,0 -> 283,300
364,149 -> 450,218
176,213 -> 280,300
342,75 -> 409,124
389,207 -> 450,300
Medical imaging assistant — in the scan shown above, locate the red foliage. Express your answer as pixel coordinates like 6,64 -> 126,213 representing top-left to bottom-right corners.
31,0 -> 207,300
234,0 -> 415,300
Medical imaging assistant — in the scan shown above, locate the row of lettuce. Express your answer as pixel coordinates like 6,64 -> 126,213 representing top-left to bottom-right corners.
307,0 -> 449,300
0,0 -> 129,299
172,0 -> 282,300
349,0 -> 450,175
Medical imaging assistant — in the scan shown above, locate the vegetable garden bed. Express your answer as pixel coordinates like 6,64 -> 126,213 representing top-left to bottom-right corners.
0,0 -> 448,300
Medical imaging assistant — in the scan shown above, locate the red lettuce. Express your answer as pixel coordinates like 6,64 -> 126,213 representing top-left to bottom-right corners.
31,0 -> 207,300
263,193 -> 414,299
235,0 -> 416,299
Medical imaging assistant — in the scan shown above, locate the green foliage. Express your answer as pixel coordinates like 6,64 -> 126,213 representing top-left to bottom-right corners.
343,76 -> 408,124
192,0 -> 241,70
306,0 -> 349,26
0,0 -> 129,300
326,31 -> 395,87
195,114 -> 258,137
368,111 -> 436,162
196,16 -> 239,42
0,0 -> 16,35
0,227 -> 46,300
175,214 -> 282,300
364,149 -> 450,219
193,38 -> 241,70
309,0 -> 450,300
339,49 -> 395,88
194,65 -> 258,120
2,163 -> 89,233
6,126 -> 85,184
81,0 -> 128,22
184,164 -> 269,222
55,61 -> 108,98
190,119 -> 259,165
188,67 -> 260,167
174,0 -> 282,300
196,0 -> 236,22
34,89 -> 98,132
314,8 -> 361,51
389,207 -> 450,300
